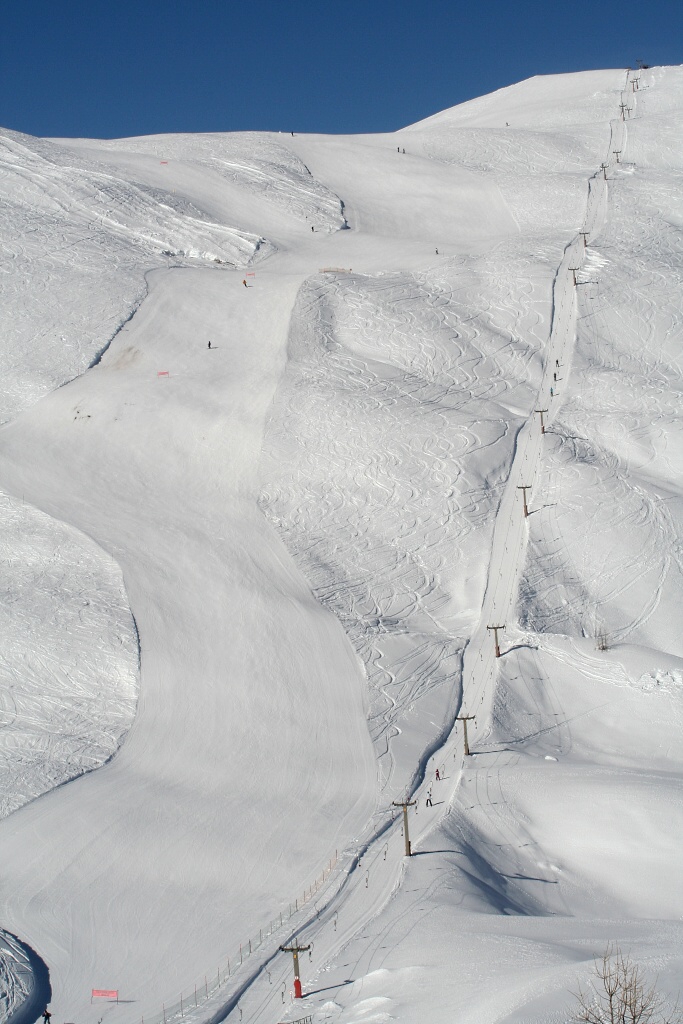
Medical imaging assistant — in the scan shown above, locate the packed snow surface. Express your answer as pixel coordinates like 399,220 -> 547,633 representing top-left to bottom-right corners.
0,66 -> 682,1024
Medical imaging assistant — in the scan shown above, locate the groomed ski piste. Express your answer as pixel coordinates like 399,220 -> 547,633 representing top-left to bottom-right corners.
1,65 -> 682,1024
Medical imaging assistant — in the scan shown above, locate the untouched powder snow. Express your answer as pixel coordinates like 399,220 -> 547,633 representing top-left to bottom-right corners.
0,65 -> 682,1024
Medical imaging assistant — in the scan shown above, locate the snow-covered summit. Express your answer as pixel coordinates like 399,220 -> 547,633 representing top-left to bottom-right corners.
403,68 -> 627,129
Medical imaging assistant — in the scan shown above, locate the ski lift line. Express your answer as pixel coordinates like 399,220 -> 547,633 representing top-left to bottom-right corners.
460,76 -> 634,736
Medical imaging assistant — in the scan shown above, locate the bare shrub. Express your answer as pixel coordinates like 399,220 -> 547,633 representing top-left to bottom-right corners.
596,632 -> 609,651
572,945 -> 681,1024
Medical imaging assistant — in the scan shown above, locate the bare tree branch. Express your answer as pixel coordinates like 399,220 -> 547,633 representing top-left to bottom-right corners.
570,945 -> 682,1024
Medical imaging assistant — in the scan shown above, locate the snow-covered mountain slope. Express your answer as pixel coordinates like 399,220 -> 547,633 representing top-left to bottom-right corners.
0,65 -> 681,1024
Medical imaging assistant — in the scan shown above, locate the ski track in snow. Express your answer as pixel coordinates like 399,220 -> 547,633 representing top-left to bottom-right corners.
1,66 -> 683,1024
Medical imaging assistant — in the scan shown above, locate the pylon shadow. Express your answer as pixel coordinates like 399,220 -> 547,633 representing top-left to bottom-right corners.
499,643 -> 539,656
305,980 -> 354,996
411,849 -> 458,856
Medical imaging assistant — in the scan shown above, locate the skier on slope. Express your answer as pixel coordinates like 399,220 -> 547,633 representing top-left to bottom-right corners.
242,279 -> 248,288
42,1011 -> 51,1024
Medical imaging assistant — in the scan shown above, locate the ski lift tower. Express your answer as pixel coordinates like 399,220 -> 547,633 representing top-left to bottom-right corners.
280,942 -> 311,999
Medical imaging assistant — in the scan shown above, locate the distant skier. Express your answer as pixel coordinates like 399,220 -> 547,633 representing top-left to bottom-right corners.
402,148 -> 405,154
208,341 -> 212,349
426,792 -> 433,807
555,359 -> 560,368
435,768 -> 441,781
311,225 -> 314,232
435,248 -> 439,255
553,372 -> 557,381
242,279 -> 248,288
42,1011 -> 51,1024
550,387 -> 554,397
397,147 -> 400,153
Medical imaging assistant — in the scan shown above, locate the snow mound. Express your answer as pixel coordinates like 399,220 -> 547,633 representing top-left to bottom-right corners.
635,668 -> 683,693
0,931 -> 47,1024
0,490 -> 138,820
60,131 -> 347,232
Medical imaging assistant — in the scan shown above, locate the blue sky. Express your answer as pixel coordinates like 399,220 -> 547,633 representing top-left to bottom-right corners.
2,0 -> 681,139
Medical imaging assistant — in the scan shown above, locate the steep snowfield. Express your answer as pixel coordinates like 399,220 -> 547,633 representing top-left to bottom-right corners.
0,65 -> 682,1024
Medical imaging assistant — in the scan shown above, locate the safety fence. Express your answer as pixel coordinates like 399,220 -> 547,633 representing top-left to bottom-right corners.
138,853 -> 339,1024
